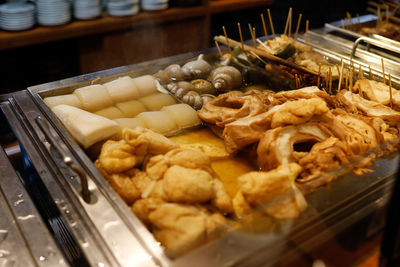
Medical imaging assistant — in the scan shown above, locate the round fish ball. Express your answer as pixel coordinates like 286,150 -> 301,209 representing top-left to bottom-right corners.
138,93 -> 176,111
161,104 -> 201,129
136,111 -> 178,135
104,76 -> 140,103
44,94 -> 83,109
74,84 -> 113,112
116,100 -> 147,117
94,106 -> 125,120
132,75 -> 158,96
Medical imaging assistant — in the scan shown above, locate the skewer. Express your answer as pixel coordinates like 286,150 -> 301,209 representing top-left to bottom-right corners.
295,74 -> 299,88
349,67 -> 353,91
338,59 -> 344,91
253,27 -> 257,47
391,2 -> 400,17
305,20 -> 309,44
284,8 -> 292,36
345,70 -> 349,89
288,8 -> 293,37
325,71 -> 330,93
369,65 -> 373,80
336,64 -> 340,79
222,26 -> 231,55
215,36 -> 319,75
267,9 -> 276,39
317,64 -> 321,87
249,51 -> 268,65
378,6 -> 382,26
341,19 -> 345,29
214,40 -> 222,57
358,64 -> 363,80
346,12 -> 352,30
248,23 -> 256,47
237,23 -> 244,50
389,73 -> 393,108
329,67 -> 332,93
261,14 -> 268,40
381,58 -> 386,84
386,4 -> 390,23
294,13 -> 302,42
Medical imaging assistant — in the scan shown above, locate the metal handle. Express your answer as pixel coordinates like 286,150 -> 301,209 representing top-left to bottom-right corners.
35,116 -> 91,203
352,36 -> 400,58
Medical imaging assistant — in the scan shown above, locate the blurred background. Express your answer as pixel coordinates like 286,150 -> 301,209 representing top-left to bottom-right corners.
0,0 -> 374,93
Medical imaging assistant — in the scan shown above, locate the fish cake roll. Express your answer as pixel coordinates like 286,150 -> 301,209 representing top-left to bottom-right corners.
74,84 -> 113,112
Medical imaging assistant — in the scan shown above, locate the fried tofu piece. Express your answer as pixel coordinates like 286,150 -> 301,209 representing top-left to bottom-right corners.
122,127 -> 178,155
98,139 -> 138,174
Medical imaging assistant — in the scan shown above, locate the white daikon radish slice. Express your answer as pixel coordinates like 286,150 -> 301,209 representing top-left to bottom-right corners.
136,111 -> 177,135
132,75 -> 158,96
115,100 -> 147,117
52,104 -> 119,148
113,118 -> 146,139
44,94 -> 83,109
104,76 -> 140,103
94,106 -> 125,120
161,104 -> 201,128
74,84 -> 113,112
138,93 -> 176,111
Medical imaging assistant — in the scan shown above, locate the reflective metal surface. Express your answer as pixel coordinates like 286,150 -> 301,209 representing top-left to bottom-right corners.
0,145 -> 66,266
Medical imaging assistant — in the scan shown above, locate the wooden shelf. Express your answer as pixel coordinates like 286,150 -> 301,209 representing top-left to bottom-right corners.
0,6 -> 207,50
209,0 -> 273,14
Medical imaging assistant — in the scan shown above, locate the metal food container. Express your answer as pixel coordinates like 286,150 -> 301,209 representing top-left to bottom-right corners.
1,32 -> 400,266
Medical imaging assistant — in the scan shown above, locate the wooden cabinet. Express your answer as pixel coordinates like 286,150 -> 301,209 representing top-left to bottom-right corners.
0,0 -> 273,91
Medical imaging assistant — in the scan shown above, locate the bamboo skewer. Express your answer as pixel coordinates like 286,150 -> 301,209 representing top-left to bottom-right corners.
222,26 -> 231,55
341,19 -> 345,29
389,73 -> 393,108
329,67 -> 332,93
358,64 -> 363,80
386,4 -> 390,23
249,51 -> 267,65
284,8 -> 292,36
369,65 -> 373,80
214,40 -> 222,56
214,35 -> 319,75
295,74 -> 299,88
288,8 -> 292,37
317,64 -> 321,87
338,60 -> 344,91
392,2 -> 400,16
345,70 -> 349,89
305,20 -> 309,44
237,23 -> 244,50
349,67 -> 353,91
381,58 -> 386,84
267,9 -> 275,39
261,14 -> 268,40
248,24 -> 256,47
253,27 -> 257,46
294,13 -> 302,42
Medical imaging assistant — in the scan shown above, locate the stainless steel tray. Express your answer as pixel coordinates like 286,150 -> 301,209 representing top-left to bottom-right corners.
3,42 -> 400,266
0,144 -> 67,266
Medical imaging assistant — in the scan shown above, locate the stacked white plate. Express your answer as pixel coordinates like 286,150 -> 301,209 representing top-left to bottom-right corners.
36,0 -> 71,26
74,0 -> 102,20
107,0 -> 139,16
141,0 -> 168,11
0,3 -> 35,31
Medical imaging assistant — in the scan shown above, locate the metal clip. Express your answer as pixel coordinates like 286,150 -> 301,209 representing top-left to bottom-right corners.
35,116 -> 91,203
